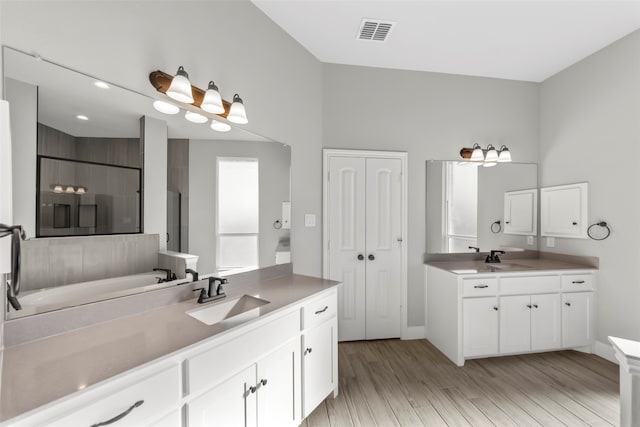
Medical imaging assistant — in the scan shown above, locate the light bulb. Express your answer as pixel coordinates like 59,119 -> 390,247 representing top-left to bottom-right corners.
185,110 -> 207,124
210,120 -> 231,132
201,81 -> 225,114
227,94 -> 248,124
153,100 -> 180,115
166,66 -> 194,104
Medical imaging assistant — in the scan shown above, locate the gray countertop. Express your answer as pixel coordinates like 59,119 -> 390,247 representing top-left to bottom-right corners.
425,258 -> 597,274
0,274 -> 339,422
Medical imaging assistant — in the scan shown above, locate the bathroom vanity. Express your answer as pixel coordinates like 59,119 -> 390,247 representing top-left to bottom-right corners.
425,257 -> 596,366
0,275 -> 339,426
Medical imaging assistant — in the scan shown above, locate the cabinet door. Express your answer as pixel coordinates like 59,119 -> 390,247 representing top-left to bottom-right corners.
257,338 -> 300,427
504,189 -> 537,235
463,297 -> 499,357
562,292 -> 593,348
531,293 -> 561,351
540,183 -> 588,238
302,319 -> 336,418
187,365 -> 257,427
499,295 -> 531,354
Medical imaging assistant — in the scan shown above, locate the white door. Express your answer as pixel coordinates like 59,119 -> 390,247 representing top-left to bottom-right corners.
531,293 -> 561,351
463,297 -> 499,357
503,189 -> 537,235
562,292 -> 593,348
326,154 -> 403,341
499,295 -> 531,354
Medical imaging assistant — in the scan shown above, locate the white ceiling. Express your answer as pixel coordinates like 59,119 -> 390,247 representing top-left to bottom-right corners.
252,0 -> 640,82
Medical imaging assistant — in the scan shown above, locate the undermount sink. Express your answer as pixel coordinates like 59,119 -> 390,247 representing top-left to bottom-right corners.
487,263 -> 532,270
187,295 -> 270,325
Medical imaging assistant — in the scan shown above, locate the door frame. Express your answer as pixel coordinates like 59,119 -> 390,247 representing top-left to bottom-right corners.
322,149 -> 409,339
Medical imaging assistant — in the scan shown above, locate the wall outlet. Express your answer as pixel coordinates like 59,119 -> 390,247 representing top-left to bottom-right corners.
546,236 -> 555,247
304,214 -> 316,227
527,235 -> 534,245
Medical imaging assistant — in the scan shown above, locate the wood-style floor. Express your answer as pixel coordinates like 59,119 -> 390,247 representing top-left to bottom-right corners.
302,339 -> 619,427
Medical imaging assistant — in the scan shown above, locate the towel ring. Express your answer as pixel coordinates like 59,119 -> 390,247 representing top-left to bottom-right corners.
273,219 -> 282,230
490,220 -> 502,234
587,221 -> 610,240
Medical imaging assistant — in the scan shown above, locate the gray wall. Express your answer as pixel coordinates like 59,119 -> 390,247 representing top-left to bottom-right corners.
323,64 -> 539,326
540,29 -> 640,345
0,0 -> 324,277
189,139 -> 290,275
168,139 -> 189,251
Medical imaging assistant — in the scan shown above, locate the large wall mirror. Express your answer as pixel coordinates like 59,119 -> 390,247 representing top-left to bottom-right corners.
3,46 -> 291,319
426,160 -> 538,254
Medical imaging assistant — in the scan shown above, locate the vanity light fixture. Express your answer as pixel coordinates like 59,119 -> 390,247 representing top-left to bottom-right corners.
166,66 -> 194,104
201,81 -> 225,114
460,143 -> 512,166
153,100 -> 180,115
227,94 -> 248,124
184,110 -> 208,124
50,184 -> 88,195
210,120 -> 231,132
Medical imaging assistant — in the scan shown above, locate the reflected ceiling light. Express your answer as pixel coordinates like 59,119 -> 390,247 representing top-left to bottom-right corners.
460,143 -> 512,166
52,185 -> 63,193
94,81 -> 110,89
210,120 -> 231,132
185,110 -> 208,124
166,66 -> 194,104
76,187 -> 86,195
153,100 -> 180,115
76,115 -> 89,121
65,186 -> 75,193
227,94 -> 248,124
201,81 -> 225,114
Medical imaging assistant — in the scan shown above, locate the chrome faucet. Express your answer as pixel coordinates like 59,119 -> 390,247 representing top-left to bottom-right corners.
193,276 -> 228,304
485,250 -> 506,263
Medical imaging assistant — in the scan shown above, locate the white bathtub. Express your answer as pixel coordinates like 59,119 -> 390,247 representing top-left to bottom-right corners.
14,272 -> 190,317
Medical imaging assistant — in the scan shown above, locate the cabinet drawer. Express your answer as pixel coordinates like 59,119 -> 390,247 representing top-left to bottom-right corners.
562,274 -> 594,292
186,310 -> 299,396
302,290 -> 337,330
462,278 -> 498,297
48,364 -> 181,427
500,276 -> 561,295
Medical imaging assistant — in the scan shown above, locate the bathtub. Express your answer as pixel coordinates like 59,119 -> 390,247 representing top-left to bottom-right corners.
14,271 -> 190,317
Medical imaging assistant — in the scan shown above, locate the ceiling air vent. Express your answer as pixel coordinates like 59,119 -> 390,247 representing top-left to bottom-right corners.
357,19 -> 395,42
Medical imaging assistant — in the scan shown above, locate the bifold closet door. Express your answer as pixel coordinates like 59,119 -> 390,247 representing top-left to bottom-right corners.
327,156 -> 402,341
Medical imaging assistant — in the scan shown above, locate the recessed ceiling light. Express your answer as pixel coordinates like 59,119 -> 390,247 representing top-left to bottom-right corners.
94,81 -> 110,89
210,120 -> 231,132
76,115 -> 89,121
153,100 -> 180,115
185,110 -> 207,124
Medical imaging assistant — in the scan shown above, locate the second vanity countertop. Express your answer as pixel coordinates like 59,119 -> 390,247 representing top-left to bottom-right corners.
426,258 -> 597,275
0,274 -> 339,422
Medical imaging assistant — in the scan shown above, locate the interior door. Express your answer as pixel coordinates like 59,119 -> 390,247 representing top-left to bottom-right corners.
365,157 -> 402,339
327,156 -> 366,341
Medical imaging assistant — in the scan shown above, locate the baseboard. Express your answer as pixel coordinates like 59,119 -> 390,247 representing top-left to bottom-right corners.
594,340 -> 618,364
402,326 -> 425,340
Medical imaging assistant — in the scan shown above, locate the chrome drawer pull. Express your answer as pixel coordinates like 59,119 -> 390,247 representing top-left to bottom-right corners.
474,284 -> 489,289
91,400 -> 144,427
315,306 -> 329,314
572,280 -> 585,284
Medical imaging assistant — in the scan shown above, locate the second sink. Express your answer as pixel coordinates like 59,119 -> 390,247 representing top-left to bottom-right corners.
187,295 -> 270,325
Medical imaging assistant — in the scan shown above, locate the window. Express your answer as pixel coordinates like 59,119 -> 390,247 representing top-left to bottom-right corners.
217,158 -> 259,272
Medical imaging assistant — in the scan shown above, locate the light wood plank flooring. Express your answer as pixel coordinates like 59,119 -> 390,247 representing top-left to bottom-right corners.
302,339 -> 619,427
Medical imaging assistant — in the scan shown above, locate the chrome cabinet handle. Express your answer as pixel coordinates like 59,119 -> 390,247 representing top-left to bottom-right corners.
474,284 -> 488,289
572,280 -> 585,284
260,378 -> 268,387
315,306 -> 329,315
304,347 -> 313,355
90,400 -> 144,427
249,385 -> 257,393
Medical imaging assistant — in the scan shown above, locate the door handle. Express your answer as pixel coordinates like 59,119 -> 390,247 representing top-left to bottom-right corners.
368,254 -> 375,261
357,254 -> 364,261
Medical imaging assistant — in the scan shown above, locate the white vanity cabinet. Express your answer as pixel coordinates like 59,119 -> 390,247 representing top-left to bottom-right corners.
540,182 -> 588,238
503,189 -> 537,235
426,265 -> 595,366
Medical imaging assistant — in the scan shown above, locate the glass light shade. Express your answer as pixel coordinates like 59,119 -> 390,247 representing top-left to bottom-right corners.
470,144 -> 484,162
76,187 -> 86,195
76,115 -> 89,121
185,111 -> 208,124
65,186 -> 75,193
484,145 -> 499,163
53,185 -> 63,193
153,100 -> 180,115
227,94 -> 248,124
166,66 -> 194,104
482,161 -> 497,168
201,81 -> 225,114
211,120 -> 231,132
94,81 -> 110,89
498,145 -> 512,162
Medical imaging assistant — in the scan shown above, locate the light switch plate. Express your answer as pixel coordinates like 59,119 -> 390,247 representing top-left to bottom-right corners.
304,214 -> 316,227
546,236 -> 555,247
